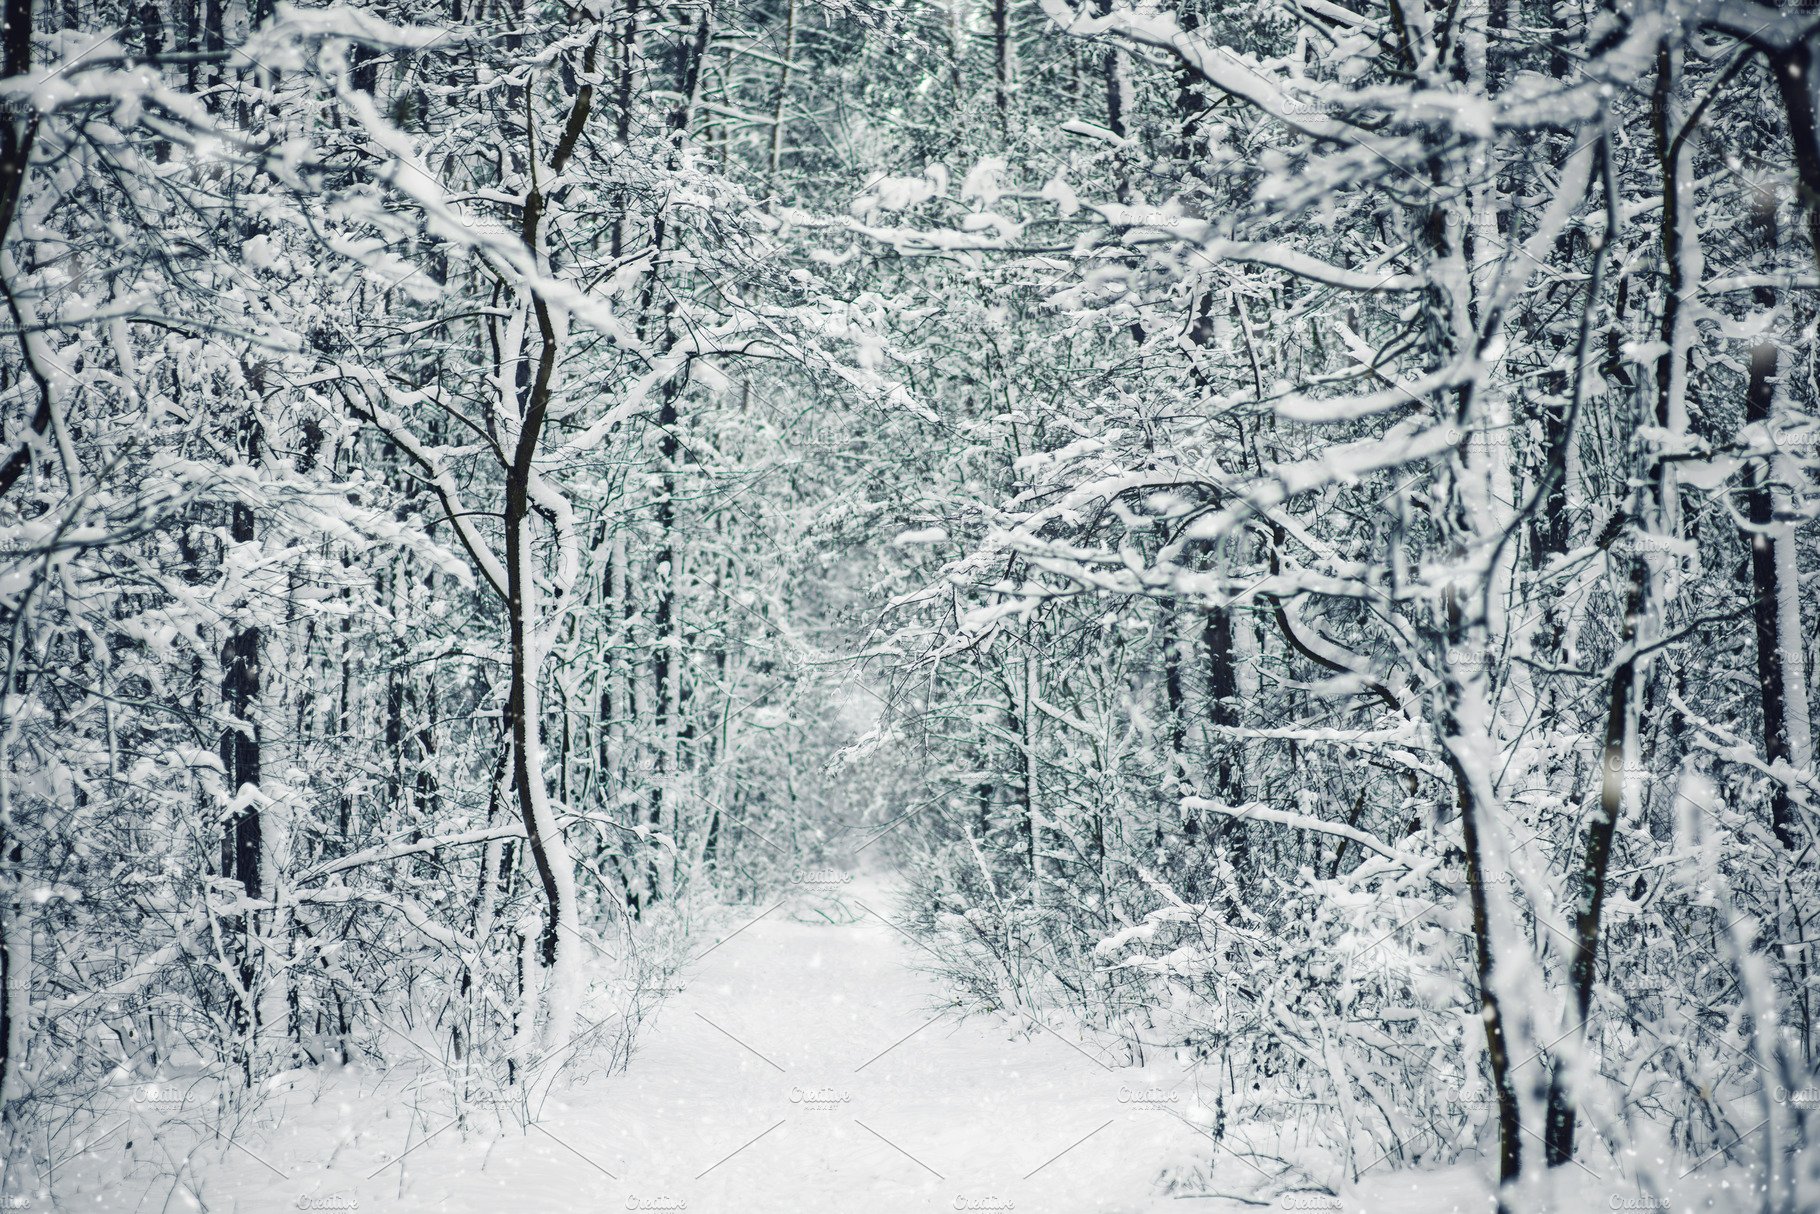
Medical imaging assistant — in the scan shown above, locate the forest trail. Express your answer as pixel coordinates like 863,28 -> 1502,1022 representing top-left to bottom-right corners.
451,872 -> 1215,1213
55,874 -> 1492,1214
159,870 -> 1263,1214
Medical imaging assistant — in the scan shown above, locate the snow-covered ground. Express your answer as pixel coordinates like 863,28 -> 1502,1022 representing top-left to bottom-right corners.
49,874 -> 1725,1212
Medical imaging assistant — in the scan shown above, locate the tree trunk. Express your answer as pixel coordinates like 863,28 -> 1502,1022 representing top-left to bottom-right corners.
765,0 -> 796,190
1770,42 -> 1820,280
220,413 -> 263,1082
1443,734 -> 1522,1187
498,93 -> 596,1051
1738,199 -> 1809,852
503,404 -> 580,1053
647,375 -> 682,911
1544,563 -> 1642,1166
1023,639 -> 1041,903
1440,578 -> 1523,1190
992,0 -> 1012,137
1162,603 -> 1186,797
0,0 -> 31,1116
0,0 -> 38,502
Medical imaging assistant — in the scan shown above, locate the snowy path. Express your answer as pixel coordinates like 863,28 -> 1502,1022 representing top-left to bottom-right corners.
62,875 -> 1491,1212
443,874 -> 1209,1213
145,873 -> 1235,1214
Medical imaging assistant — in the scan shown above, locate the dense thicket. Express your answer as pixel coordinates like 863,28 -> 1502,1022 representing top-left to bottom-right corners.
1,0 -> 1817,1207
0,0 -> 897,1155
849,2 -> 1820,1207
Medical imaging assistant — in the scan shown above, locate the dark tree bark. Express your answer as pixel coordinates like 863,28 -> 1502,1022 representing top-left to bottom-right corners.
635,11 -> 710,913
219,412 -> 263,1079
1440,585 -> 1522,1189
1767,41 -> 1820,279
1544,564 -> 1641,1166
1162,603 -> 1187,794
0,826 -> 18,1123
0,0 -> 40,504
646,374 -> 682,911
1738,197 -> 1803,852
992,0 -> 1011,137
1443,737 -> 1523,1187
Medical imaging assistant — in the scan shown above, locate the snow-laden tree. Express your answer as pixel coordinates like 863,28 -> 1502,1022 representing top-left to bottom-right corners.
0,0 -> 900,1164
2,0 -> 1817,1206
829,0 -> 1820,1205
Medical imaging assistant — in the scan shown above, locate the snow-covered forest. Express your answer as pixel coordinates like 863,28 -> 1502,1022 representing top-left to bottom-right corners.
2,0 -> 1818,1207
